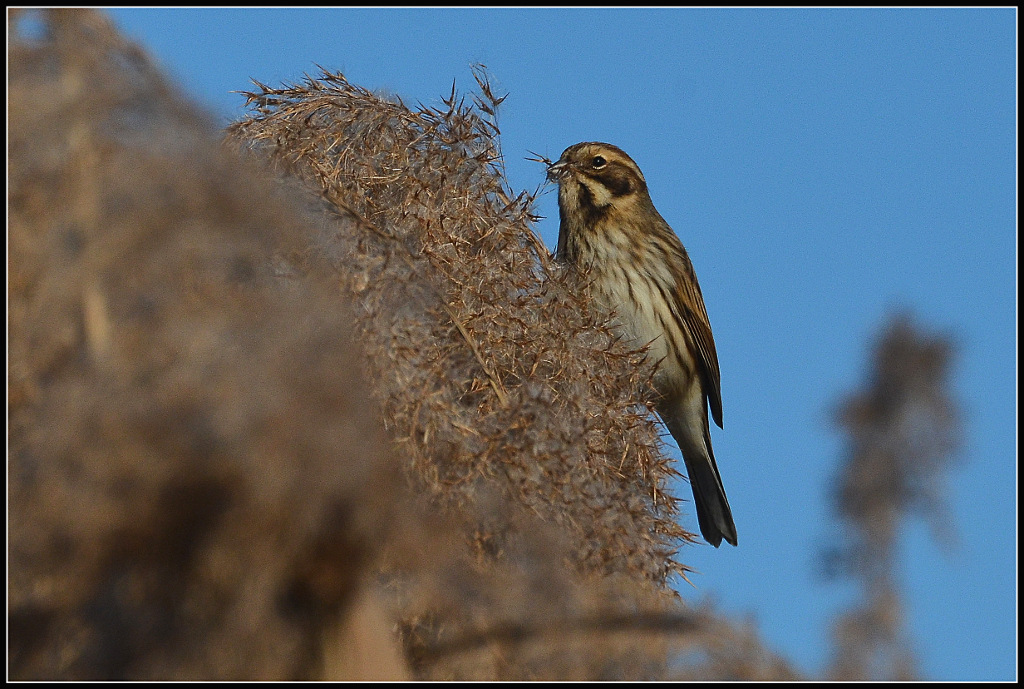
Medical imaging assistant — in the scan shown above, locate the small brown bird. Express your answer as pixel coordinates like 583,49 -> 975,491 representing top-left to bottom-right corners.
547,142 -> 737,547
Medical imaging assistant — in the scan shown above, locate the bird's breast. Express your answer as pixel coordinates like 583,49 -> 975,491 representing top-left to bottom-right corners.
582,229 -> 697,392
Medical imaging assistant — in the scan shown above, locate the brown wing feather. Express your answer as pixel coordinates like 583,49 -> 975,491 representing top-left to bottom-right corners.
659,232 -> 723,429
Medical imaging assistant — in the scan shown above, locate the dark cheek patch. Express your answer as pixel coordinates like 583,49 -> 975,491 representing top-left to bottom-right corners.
598,166 -> 634,197
578,182 -> 595,207
577,183 -> 608,224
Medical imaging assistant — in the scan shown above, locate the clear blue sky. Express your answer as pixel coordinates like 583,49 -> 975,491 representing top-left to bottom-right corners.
105,8 -> 1017,681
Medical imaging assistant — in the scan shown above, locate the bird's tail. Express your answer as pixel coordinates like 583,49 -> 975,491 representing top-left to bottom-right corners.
664,413 -> 737,547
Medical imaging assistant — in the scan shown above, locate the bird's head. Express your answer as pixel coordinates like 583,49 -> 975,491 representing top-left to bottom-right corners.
547,142 -> 649,219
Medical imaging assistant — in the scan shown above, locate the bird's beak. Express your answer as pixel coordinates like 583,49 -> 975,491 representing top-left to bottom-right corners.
546,158 -> 569,183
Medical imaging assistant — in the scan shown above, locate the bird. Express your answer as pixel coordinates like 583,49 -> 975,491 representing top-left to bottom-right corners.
547,141 -> 737,547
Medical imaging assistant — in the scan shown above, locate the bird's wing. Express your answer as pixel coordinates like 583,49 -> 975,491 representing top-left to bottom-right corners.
670,252 -> 723,429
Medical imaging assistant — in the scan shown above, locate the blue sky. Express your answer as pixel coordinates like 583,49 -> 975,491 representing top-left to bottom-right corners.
105,8 -> 1017,681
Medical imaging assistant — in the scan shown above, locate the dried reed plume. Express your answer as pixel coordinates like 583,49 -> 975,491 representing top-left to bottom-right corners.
225,59 -> 706,679
824,314 -> 962,681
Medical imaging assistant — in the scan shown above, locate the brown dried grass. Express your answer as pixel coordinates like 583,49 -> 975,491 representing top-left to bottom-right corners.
227,65 -> 695,583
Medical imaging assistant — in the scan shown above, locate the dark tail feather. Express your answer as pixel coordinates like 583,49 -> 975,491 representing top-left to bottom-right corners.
683,444 -> 737,547
661,406 -> 737,547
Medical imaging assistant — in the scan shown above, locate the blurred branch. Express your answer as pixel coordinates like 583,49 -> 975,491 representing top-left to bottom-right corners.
418,610 -> 702,663
826,313 -> 962,680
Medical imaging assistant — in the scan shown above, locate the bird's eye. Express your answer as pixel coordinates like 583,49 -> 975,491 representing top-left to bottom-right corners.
592,155 -> 606,169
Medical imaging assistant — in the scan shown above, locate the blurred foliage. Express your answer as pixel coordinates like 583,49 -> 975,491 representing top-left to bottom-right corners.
825,315 -> 962,680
